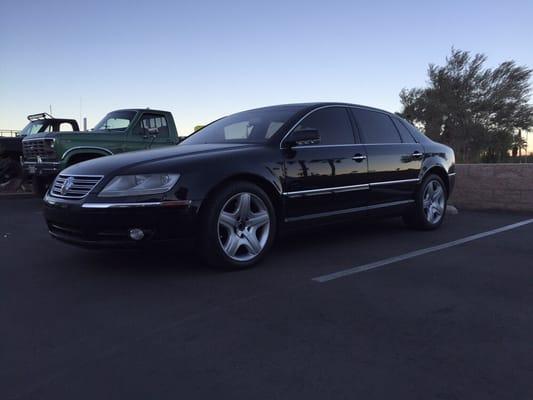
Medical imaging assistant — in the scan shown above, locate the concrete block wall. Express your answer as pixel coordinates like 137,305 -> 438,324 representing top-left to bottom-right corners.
450,164 -> 533,212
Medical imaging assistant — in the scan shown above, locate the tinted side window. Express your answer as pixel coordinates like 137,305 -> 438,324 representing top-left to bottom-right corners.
351,109 -> 402,144
136,114 -> 169,137
391,118 -> 416,143
292,107 -> 354,145
401,119 -> 426,141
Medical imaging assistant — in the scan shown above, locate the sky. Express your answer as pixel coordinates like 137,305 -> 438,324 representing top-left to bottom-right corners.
1,0 -> 532,143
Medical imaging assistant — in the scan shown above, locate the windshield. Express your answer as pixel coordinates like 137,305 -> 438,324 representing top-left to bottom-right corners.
93,111 -> 137,132
19,121 -> 46,136
181,108 -> 296,145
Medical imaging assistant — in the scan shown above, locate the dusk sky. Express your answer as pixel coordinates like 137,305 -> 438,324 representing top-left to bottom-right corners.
1,0 -> 532,138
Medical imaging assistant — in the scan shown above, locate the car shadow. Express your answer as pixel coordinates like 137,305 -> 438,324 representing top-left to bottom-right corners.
55,216 -> 414,278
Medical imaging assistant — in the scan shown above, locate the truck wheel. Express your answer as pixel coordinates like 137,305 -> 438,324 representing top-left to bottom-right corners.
200,181 -> 276,270
32,176 -> 50,198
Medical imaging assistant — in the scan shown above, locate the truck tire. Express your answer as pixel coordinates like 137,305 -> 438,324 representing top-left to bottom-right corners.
32,176 -> 50,198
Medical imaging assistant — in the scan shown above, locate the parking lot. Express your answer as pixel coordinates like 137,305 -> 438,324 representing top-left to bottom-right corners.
2,197 -> 533,399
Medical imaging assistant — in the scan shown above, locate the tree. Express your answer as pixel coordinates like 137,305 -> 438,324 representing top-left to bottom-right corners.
399,49 -> 533,163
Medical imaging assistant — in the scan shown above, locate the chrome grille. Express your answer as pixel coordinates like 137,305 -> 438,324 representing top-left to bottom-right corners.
22,139 -> 57,161
50,174 -> 103,199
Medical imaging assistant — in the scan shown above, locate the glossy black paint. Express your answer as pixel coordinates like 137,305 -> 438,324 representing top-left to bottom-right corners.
43,103 -> 455,246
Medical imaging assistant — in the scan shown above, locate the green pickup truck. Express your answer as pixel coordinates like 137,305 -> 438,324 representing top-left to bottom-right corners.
22,109 -> 180,195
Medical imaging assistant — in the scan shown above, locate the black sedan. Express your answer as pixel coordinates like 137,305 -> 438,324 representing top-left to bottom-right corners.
44,103 -> 455,269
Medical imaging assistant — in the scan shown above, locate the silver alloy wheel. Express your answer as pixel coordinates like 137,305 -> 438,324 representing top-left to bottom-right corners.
217,192 -> 271,262
423,179 -> 445,224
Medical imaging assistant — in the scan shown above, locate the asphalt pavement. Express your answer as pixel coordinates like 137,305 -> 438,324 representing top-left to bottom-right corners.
1,198 -> 532,399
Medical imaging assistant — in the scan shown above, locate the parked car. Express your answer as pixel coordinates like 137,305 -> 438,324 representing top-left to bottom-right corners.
23,109 -> 180,196
43,102 -> 456,269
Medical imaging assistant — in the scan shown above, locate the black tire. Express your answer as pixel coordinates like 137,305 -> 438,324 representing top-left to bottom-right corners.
403,174 -> 447,230
32,176 -> 50,198
200,181 -> 277,270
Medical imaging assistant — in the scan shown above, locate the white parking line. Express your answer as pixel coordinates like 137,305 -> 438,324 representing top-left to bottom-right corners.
312,218 -> 533,283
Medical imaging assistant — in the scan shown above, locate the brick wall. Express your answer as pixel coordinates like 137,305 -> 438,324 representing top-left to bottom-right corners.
450,164 -> 533,212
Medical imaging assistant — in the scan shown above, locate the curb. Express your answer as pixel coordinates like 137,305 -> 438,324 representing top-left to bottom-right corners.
447,205 -> 459,215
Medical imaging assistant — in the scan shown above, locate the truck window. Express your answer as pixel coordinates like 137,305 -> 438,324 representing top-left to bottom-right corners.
20,122 -> 45,136
136,114 -> 169,138
93,111 -> 137,132
59,122 -> 76,131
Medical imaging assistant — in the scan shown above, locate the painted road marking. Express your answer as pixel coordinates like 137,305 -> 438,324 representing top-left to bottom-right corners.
312,218 -> 533,283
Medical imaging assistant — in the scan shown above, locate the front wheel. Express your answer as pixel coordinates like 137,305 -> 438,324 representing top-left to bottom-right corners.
403,174 -> 447,230
200,182 -> 277,270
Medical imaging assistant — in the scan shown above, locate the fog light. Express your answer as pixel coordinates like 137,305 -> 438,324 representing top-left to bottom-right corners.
129,228 -> 144,241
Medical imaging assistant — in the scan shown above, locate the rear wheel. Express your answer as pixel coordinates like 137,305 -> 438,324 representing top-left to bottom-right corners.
403,174 -> 447,230
200,182 -> 276,270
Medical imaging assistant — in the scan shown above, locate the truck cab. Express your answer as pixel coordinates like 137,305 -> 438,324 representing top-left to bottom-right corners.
22,109 -> 180,196
20,113 -> 80,137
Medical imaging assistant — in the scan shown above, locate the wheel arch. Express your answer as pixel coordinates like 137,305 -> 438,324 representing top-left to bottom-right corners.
199,173 -> 283,221
62,147 -> 113,166
421,165 -> 450,197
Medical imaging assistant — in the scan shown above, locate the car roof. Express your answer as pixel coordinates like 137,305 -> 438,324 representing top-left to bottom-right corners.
241,102 -> 397,117
111,108 -> 170,113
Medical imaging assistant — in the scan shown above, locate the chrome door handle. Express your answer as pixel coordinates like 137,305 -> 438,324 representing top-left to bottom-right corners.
411,151 -> 423,160
352,154 -> 367,162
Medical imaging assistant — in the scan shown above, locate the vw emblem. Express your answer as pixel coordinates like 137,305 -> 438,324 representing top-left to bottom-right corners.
60,177 -> 74,195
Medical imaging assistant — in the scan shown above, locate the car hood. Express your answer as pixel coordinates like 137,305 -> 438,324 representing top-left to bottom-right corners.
61,143 -> 256,176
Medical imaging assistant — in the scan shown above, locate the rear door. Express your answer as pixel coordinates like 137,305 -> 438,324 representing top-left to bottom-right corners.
282,106 -> 369,220
349,108 -> 423,206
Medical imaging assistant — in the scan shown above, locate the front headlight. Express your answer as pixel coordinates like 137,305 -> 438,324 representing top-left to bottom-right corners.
98,173 -> 180,197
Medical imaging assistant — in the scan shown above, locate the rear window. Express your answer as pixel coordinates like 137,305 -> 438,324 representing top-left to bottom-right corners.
350,108 -> 402,144
392,118 -> 416,143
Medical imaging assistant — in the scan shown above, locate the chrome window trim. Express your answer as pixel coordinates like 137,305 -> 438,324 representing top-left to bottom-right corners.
279,104 -> 408,149
279,105 -> 354,149
290,143 -> 366,149
285,199 -> 414,222
362,143 -> 417,146
61,146 -> 113,160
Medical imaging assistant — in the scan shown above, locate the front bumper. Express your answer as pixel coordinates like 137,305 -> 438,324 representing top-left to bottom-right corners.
44,194 -> 200,247
23,161 -> 62,176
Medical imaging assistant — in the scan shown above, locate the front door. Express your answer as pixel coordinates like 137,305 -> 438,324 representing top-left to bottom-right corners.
282,107 -> 369,220
350,108 -> 423,206
129,113 -> 174,151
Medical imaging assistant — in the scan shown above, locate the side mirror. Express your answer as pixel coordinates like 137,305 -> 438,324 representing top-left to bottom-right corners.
285,128 -> 321,148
